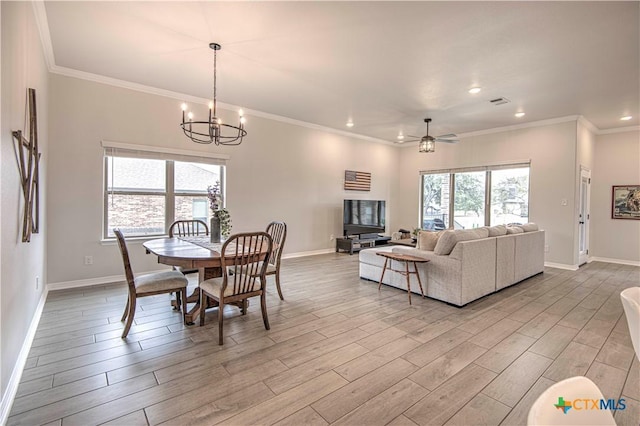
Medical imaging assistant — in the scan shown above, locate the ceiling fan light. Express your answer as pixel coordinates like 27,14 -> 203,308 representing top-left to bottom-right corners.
419,137 -> 435,153
426,139 -> 435,153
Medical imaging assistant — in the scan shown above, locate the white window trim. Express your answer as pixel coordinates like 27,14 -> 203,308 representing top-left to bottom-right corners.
419,161 -> 531,228
101,140 -> 230,164
102,141 -> 226,239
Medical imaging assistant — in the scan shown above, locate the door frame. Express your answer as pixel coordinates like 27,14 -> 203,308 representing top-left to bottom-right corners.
578,167 -> 591,266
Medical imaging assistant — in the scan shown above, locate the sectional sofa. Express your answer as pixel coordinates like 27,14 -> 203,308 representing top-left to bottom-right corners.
359,224 -> 545,306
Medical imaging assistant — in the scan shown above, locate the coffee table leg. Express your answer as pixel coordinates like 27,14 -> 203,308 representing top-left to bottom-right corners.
413,261 -> 425,298
405,261 -> 412,305
378,258 -> 389,291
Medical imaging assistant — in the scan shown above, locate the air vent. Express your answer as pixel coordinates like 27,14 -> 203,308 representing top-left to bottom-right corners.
490,97 -> 511,105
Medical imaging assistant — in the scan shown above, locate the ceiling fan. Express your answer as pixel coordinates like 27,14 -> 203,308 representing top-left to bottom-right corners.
402,118 -> 459,153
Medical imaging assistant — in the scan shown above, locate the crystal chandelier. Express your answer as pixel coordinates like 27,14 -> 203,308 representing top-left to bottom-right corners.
180,43 -> 247,145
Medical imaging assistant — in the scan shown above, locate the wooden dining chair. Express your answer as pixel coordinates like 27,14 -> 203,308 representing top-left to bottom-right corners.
199,232 -> 273,345
114,228 -> 188,338
168,219 -> 209,276
168,219 -> 209,238
265,221 -> 287,300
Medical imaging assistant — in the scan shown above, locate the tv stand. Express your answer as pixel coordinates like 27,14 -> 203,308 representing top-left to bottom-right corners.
336,234 -> 391,255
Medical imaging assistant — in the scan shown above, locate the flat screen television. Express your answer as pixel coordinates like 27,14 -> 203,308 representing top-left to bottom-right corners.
343,199 -> 386,236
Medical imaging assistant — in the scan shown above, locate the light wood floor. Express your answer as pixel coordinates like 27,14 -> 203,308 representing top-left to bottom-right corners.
8,254 -> 640,426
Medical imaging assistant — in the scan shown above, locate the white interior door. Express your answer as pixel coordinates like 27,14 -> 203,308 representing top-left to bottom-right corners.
578,168 -> 591,265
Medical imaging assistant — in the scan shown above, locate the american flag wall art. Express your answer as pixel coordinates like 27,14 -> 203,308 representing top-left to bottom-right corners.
344,170 -> 371,191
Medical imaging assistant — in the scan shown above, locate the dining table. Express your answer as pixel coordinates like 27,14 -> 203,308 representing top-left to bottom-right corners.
143,236 -> 232,324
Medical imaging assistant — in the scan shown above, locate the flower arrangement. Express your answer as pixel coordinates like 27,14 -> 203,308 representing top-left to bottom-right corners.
207,181 -> 232,238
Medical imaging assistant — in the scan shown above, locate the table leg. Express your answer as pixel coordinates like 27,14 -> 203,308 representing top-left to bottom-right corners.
378,258 -> 389,291
181,266 -> 222,325
413,261 -> 425,298
405,261 -> 412,305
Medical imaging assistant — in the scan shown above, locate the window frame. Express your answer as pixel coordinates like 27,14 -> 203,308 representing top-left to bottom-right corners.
419,162 -> 531,230
101,141 -> 228,240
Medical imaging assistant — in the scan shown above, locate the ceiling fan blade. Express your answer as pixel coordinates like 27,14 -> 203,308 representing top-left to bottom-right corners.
397,138 -> 420,143
435,133 -> 459,143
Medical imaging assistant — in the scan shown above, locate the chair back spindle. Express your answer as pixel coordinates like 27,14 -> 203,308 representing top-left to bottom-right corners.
169,219 -> 209,237
222,233 -> 272,296
265,221 -> 286,267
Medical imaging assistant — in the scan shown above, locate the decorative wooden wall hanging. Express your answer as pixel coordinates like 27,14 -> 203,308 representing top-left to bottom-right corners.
11,88 -> 41,242
344,170 -> 371,191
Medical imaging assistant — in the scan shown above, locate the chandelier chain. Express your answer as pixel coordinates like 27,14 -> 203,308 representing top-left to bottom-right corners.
213,47 -> 217,118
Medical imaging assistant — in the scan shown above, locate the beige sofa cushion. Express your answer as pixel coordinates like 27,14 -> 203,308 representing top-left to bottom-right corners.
417,230 -> 441,251
485,225 -> 508,237
434,228 -> 489,255
506,226 -> 524,234
519,222 -> 539,232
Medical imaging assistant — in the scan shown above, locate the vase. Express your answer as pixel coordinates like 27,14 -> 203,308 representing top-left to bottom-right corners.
210,216 -> 221,243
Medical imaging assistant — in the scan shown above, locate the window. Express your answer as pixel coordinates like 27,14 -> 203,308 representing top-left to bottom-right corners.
489,167 -> 530,226
420,163 -> 530,230
103,142 -> 227,239
421,173 -> 450,230
454,171 -> 486,230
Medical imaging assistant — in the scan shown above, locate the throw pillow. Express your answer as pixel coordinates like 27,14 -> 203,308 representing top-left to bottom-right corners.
418,230 -> 441,251
434,228 -> 489,255
433,230 -> 457,255
519,222 -> 539,232
506,226 -> 524,234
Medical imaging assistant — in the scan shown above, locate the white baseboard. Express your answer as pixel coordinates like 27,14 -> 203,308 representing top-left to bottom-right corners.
283,248 -> 335,259
47,268 -> 170,291
544,262 -> 579,271
589,256 -> 640,267
47,248 -> 335,291
0,288 -> 48,425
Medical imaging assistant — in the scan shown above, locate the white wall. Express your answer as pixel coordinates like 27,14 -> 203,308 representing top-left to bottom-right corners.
47,74 -> 399,285
591,130 -> 640,263
0,0 -> 48,398
395,120 -> 579,267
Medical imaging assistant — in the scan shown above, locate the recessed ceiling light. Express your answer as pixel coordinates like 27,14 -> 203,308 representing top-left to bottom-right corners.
515,112 -> 525,118
346,120 -> 354,127
397,133 -> 404,141
620,115 -> 632,121
468,87 -> 482,94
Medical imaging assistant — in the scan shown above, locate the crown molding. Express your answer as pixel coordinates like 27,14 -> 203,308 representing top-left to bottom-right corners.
577,115 -> 599,134
458,115 -> 582,139
597,125 -> 640,135
32,1 -> 55,70
49,64 -> 392,146
30,2 -> 635,148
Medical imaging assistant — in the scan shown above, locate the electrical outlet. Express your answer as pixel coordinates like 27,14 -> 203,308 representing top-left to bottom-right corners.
330,234 -> 335,241
84,255 -> 93,265
35,276 -> 40,290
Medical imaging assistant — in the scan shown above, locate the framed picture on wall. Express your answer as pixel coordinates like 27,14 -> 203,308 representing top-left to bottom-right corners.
612,185 -> 640,220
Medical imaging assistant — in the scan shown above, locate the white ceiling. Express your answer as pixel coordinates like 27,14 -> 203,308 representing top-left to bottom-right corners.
42,1 -> 639,142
